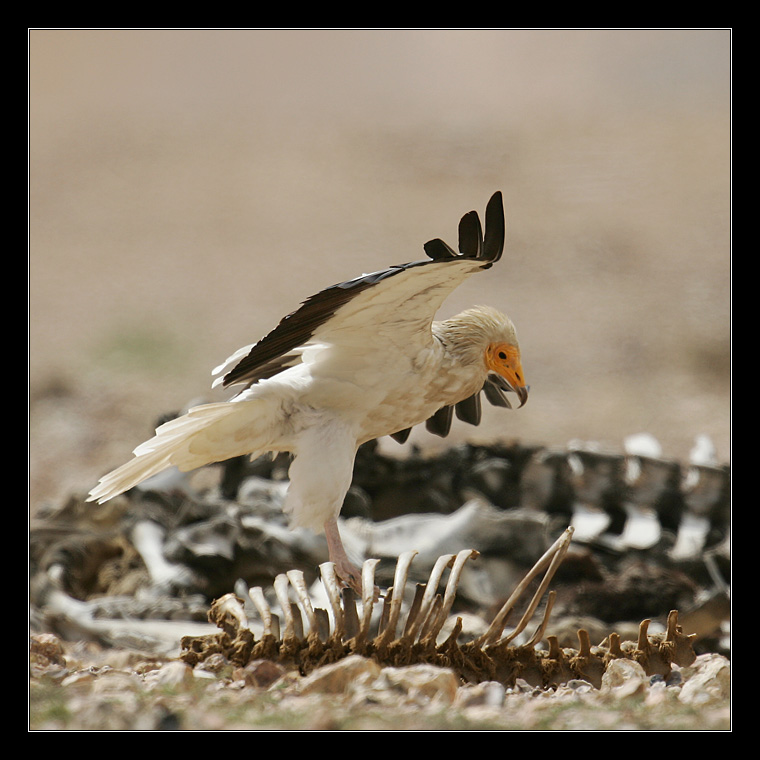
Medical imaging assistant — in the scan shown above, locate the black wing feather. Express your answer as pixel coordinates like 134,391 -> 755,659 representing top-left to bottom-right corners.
482,190 -> 505,264
455,392 -> 482,426
426,404 -> 454,437
390,427 -> 412,444
458,211 -> 483,259
483,377 -> 513,409
220,192 -> 506,396
423,238 -> 458,261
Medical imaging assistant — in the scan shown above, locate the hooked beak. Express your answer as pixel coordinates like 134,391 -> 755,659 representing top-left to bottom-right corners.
485,343 -> 529,408
490,370 -> 529,408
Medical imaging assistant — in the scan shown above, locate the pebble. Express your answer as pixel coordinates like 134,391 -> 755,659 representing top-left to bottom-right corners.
145,661 -> 195,690
234,659 -> 287,689
678,653 -> 731,705
600,659 -> 648,698
368,664 -> 459,705
29,633 -> 66,667
30,633 -> 732,730
298,654 -> 382,696
455,681 -> 507,708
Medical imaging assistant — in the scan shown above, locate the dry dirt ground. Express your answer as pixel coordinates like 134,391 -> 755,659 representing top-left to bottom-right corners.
29,30 -> 730,730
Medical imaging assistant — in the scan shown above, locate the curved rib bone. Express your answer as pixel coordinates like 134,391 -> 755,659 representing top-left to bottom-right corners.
404,553 -> 456,642
423,549 -> 479,642
376,550 -> 418,646
352,558 -> 381,646
286,569 -> 319,638
317,562 -> 345,639
525,590 -> 557,648
248,585 -> 278,639
273,573 -> 299,640
477,527 -> 574,647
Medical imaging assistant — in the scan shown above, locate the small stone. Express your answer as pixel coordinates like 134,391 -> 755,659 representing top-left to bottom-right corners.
299,655 -> 382,695
196,653 -> 232,677
377,664 -> 459,704
600,659 -> 647,698
565,679 -> 595,693
234,659 -> 287,688
30,633 -> 66,665
61,669 -> 97,688
455,681 -> 506,708
679,653 -> 730,705
511,678 -> 535,694
92,669 -> 142,695
30,634 -> 67,678
644,679 -> 679,708
148,661 -> 195,689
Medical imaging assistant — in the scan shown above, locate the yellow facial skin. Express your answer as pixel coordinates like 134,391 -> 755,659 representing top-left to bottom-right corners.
485,342 -> 528,407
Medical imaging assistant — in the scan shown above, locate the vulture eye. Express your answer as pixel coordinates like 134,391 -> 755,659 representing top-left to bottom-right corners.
498,351 -> 507,360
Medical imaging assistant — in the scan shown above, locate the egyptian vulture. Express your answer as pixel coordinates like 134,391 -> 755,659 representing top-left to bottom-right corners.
88,191 -> 528,591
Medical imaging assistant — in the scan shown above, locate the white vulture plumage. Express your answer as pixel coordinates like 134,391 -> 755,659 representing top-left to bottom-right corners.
88,191 -> 528,591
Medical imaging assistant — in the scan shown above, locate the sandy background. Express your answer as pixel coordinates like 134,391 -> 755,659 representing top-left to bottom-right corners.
29,29 -> 731,512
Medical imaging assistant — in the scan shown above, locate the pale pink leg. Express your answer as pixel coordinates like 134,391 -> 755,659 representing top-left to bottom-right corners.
324,517 -> 363,593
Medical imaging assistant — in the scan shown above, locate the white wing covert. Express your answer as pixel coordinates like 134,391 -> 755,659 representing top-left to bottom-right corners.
214,192 -> 506,407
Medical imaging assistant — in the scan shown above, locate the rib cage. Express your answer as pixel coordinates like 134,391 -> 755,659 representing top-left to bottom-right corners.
179,528 -> 697,689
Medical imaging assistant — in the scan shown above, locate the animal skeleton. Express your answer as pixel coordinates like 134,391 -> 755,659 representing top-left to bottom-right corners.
180,528 -> 697,689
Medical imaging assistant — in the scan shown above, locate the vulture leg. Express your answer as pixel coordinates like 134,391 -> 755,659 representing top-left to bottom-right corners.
324,517 -> 363,594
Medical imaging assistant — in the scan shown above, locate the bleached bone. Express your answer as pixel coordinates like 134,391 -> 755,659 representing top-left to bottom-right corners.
273,573 -> 301,640
476,526 -> 574,647
422,549 -> 480,642
131,520 -> 199,591
286,570 -> 320,637
248,585 -> 279,640
316,562 -> 346,638
36,565 -> 216,656
183,535 -> 697,691
525,590 -> 557,648
376,550 -> 419,646
402,552 -> 457,642
240,536 -> 569,651
356,559 -> 381,644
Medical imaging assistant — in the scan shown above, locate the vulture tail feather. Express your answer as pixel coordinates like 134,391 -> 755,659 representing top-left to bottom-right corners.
87,400 -> 276,503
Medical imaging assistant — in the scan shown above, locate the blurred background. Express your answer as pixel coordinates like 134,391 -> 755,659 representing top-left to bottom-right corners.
29,29 -> 731,510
